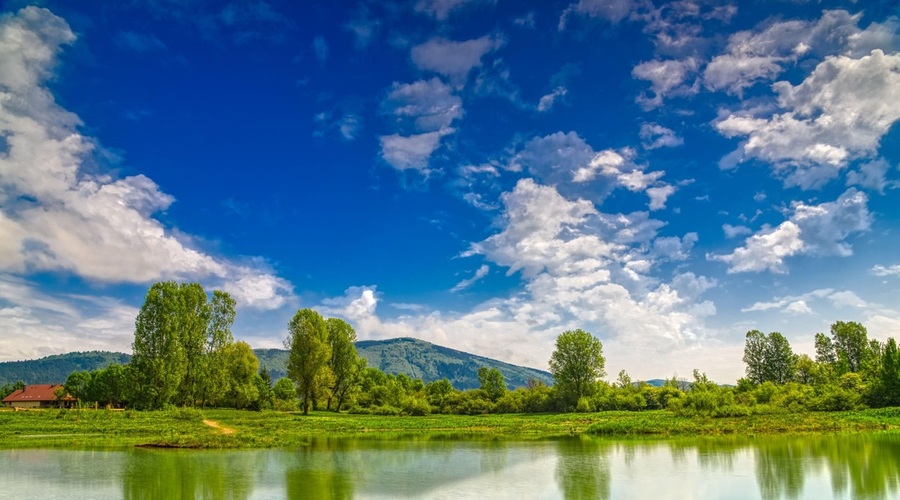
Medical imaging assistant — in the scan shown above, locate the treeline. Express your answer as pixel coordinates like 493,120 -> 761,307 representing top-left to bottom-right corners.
37,281 -> 900,416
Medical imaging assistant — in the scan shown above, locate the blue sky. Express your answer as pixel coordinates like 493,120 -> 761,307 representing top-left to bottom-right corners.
1,0 -> 899,382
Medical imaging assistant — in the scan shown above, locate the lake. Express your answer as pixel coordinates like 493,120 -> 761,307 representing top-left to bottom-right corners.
2,432 -> 898,499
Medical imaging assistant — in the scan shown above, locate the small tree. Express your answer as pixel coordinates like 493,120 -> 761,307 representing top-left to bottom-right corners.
549,329 -> 605,409
477,367 -> 506,402
743,330 -> 797,385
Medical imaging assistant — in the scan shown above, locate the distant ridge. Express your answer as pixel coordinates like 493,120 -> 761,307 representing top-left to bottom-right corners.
1,338 -> 553,390
0,351 -> 130,385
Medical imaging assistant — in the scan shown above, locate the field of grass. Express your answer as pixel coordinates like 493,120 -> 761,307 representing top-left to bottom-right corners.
1,407 -> 899,449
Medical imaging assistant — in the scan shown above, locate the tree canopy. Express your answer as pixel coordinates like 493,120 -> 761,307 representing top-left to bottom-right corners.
549,329 -> 605,408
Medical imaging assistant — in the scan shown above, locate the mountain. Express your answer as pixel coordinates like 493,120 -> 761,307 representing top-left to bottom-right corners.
258,337 -> 553,390
0,351 -> 130,386
1,338 -> 553,390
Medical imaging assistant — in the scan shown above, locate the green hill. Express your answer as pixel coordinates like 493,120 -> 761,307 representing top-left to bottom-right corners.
1,338 -> 553,390
0,351 -> 131,385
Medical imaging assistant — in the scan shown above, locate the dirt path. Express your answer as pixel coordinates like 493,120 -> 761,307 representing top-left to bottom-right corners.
202,419 -> 235,435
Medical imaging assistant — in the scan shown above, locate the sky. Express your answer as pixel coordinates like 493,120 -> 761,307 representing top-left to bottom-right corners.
0,0 -> 899,383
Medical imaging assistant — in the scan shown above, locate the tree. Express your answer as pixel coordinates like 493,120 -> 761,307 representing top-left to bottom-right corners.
326,317 -> 361,411
130,281 -> 237,409
65,370 -> 93,404
742,330 -> 797,385
831,321 -> 871,373
477,367 -> 506,402
286,308 -> 332,415
222,341 -> 260,409
873,337 -> 900,406
816,321 -> 874,375
273,378 -> 297,402
131,282 -> 187,409
549,329 -> 605,407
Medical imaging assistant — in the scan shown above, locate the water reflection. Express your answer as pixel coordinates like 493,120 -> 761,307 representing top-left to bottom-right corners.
1,432 -> 898,499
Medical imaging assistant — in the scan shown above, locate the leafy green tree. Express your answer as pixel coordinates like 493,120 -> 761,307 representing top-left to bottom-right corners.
130,281 -> 236,409
273,378 -> 297,402
131,281 -> 186,409
92,364 -> 127,407
743,330 -> 797,385
816,321 -> 874,376
549,329 -> 605,408
199,290 -> 237,407
222,341 -> 260,409
326,317 -> 361,411
477,367 -> 506,402
872,337 -> 900,406
286,308 -> 332,415
831,321 -> 872,373
65,370 -> 93,404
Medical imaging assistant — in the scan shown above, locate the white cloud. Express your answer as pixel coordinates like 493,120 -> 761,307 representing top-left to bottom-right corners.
872,264 -> 900,277
410,35 -> 503,84
783,300 -> 813,315
741,288 -> 869,316
382,78 -> 462,132
632,57 -> 700,109
379,128 -> 453,173
559,0 -> 635,29
846,158 -> 895,194
325,179 -> 718,378
640,123 -> 684,149
0,7 -> 293,310
537,86 -> 568,112
451,264 -> 489,292
510,132 -> 673,209
710,189 -> 870,273
722,224 -> 752,239
715,49 -> 900,189
414,0 -> 494,20
0,275 -> 137,361
704,10 -> 900,95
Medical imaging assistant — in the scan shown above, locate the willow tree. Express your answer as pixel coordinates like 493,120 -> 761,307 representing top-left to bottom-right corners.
286,308 -> 332,415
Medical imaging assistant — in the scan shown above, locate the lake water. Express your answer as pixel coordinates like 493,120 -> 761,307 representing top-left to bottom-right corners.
2,432 -> 898,499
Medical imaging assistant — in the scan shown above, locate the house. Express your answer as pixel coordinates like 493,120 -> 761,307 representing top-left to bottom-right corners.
2,384 -> 76,409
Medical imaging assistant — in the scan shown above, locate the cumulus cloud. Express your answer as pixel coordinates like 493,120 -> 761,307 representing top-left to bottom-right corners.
410,35 -> 503,84
871,264 -> 900,277
509,132 -> 674,209
632,57 -> 700,109
715,49 -> 900,189
704,10 -> 900,95
323,178 -> 716,377
722,224 -> 752,239
709,189 -> 871,273
382,78 -> 462,132
0,7 -> 292,310
379,129 -> 453,173
640,123 -> 684,150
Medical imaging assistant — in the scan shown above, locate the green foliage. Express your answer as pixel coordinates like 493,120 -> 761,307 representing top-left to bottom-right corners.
477,366 -> 506,402
549,329 -> 605,409
286,308 -> 332,415
326,318 -> 362,411
743,330 -> 797,385
130,282 -> 239,409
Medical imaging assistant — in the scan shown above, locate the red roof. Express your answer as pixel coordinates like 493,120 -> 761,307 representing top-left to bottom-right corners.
2,384 -> 76,403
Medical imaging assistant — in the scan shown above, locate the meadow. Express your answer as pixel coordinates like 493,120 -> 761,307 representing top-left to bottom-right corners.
2,407 -> 899,449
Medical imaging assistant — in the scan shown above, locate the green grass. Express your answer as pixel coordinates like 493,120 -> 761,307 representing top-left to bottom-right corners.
1,407 -> 899,449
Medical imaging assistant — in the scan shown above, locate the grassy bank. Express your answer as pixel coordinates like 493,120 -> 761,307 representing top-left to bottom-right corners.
1,407 -> 899,449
